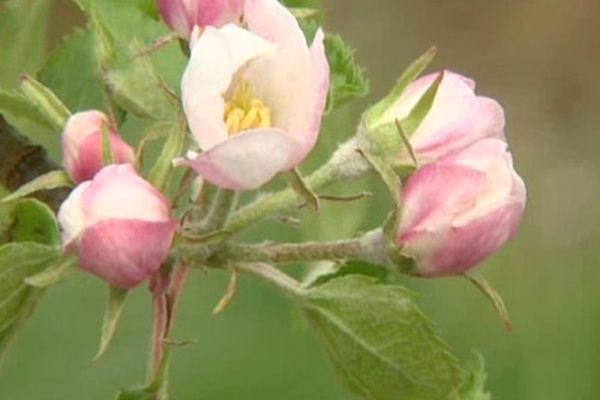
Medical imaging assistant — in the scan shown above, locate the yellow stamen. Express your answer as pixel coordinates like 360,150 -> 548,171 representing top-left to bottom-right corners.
224,82 -> 272,135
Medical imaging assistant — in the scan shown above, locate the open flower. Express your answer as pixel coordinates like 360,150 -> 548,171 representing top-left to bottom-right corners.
366,71 -> 505,165
62,111 -> 135,183
180,0 -> 330,191
157,0 -> 245,39
58,164 -> 178,288
395,138 -> 526,277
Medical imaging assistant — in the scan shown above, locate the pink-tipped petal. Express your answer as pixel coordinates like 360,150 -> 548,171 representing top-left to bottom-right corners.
288,28 -> 330,165
69,131 -> 135,183
79,219 -> 177,288
185,129 -> 299,190
194,0 -> 245,27
421,200 -> 525,277
182,25 -> 275,150
58,181 -> 91,247
81,164 -> 172,224
243,0 -> 313,131
410,95 -> 505,162
157,0 -> 194,38
398,163 -> 488,240
382,71 -> 477,125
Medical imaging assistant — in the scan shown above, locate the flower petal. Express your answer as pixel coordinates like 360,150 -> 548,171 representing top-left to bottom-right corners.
57,181 -> 91,248
380,71 -> 476,125
68,131 -> 135,183
157,0 -> 193,38
421,199 -> 525,276
81,164 -> 172,223
193,0 -> 245,27
79,219 -> 177,288
184,129 -> 299,190
182,24 -> 275,150
411,95 -> 505,162
243,0 -> 313,132
287,28 -> 330,165
397,163 -> 488,241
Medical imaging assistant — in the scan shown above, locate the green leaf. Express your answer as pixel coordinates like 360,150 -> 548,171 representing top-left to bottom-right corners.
325,34 -> 369,112
0,199 -> 60,246
81,0 -> 185,120
114,388 -> 154,400
458,353 -> 492,400
366,46 -> 437,127
19,75 -> 71,130
0,243 -> 60,368
94,286 -> 129,360
308,260 -> 390,288
37,29 -> 106,112
0,88 -> 57,151
1,170 -> 73,204
0,0 -> 51,88
302,275 -> 463,400
24,255 -> 77,288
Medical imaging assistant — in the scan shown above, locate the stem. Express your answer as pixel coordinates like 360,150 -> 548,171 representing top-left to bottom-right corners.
225,138 -> 370,235
147,263 -> 190,399
224,229 -> 389,266
234,262 -> 305,297
204,189 -> 238,231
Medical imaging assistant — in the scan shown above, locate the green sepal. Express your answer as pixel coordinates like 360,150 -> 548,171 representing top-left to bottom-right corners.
284,168 -> 320,211
361,70 -> 444,163
19,75 -> 71,131
93,285 -> 129,361
1,170 -> 73,204
365,46 -> 437,127
465,273 -> 512,332
146,121 -> 187,192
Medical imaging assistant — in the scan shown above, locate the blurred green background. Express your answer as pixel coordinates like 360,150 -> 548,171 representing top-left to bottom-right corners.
1,0 -> 599,399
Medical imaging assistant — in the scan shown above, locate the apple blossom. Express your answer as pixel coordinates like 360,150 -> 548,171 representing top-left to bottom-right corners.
58,164 -> 178,288
157,0 -> 245,39
366,71 -> 505,165
61,111 -> 135,184
180,0 -> 330,191
395,138 -> 526,277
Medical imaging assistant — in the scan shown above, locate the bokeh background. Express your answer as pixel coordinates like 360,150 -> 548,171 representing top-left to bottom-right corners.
1,0 -> 599,399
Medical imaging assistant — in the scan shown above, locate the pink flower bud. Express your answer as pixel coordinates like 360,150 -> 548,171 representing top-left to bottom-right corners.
61,111 -> 135,184
395,139 -> 526,277
58,164 -> 178,288
366,71 -> 505,165
157,0 -> 245,39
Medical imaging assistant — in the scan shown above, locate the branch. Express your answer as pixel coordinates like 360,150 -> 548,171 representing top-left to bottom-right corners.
0,114 -> 69,211
226,229 -> 389,266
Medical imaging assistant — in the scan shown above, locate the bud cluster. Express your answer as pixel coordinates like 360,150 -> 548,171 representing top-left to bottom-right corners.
20,0 -> 525,289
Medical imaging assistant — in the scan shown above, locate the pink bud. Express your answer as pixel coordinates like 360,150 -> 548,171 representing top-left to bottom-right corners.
395,139 -> 526,277
367,71 -> 505,165
58,164 -> 178,288
61,111 -> 135,184
157,0 -> 245,39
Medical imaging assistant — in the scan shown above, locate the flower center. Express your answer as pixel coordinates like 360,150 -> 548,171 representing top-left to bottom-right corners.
224,82 -> 272,136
